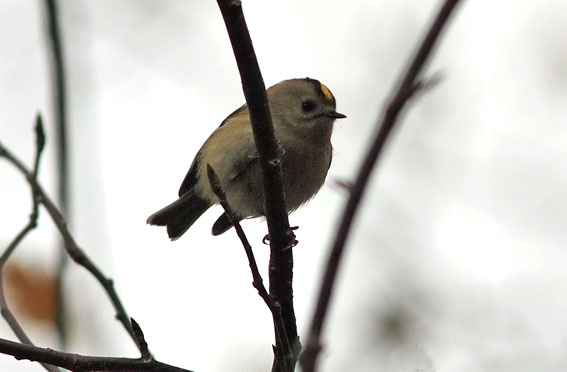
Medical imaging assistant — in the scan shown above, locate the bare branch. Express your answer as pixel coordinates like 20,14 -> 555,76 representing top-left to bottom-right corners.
0,115 -> 59,372
0,130 -> 144,356
1,116 -> 192,372
207,165 -> 293,371
216,0 -> 294,249
301,1 -> 465,371
0,337 -> 193,372
206,164 -> 271,307
42,0 -> 70,348
216,1 -> 299,371
33,113 -> 46,179
0,115 -> 43,265
42,0 -> 68,203
131,318 -> 152,362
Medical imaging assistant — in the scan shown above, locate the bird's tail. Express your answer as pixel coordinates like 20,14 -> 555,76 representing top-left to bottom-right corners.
146,191 -> 210,240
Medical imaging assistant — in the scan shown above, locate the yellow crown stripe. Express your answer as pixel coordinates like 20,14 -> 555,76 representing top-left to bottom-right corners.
319,83 -> 334,102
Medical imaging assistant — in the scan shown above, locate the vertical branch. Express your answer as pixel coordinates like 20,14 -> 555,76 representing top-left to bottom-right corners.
43,0 -> 68,213
215,0 -> 295,248
42,0 -> 70,348
207,165 -> 292,371
301,1 -> 465,371
216,1 -> 299,371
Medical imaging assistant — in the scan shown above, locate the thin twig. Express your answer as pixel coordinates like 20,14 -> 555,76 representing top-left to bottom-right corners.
206,164 -> 271,307
0,116 -> 59,372
206,165 -> 291,372
0,337 -> 193,372
0,136 -> 144,356
216,2 -> 299,370
0,115 -> 43,265
131,318 -> 152,362
300,1 -> 465,371
42,0 -> 70,348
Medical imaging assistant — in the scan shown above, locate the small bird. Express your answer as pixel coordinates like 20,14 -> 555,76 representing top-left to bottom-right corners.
147,78 -> 346,240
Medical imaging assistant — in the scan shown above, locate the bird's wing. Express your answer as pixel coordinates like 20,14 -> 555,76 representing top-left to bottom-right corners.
227,142 -> 258,182
178,104 -> 253,196
178,154 -> 201,197
218,103 -> 247,128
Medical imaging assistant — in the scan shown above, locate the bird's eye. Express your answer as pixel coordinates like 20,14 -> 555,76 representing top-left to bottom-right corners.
301,100 -> 317,113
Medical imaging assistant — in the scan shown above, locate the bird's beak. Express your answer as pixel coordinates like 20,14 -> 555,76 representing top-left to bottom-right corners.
325,111 -> 347,119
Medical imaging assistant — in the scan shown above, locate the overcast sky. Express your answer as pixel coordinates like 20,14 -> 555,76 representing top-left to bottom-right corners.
1,1 -> 567,371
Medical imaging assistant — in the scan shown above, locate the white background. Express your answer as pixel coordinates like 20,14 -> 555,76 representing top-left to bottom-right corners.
1,1 -> 567,371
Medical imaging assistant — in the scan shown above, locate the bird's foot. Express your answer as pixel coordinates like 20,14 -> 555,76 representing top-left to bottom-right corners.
262,226 -> 299,248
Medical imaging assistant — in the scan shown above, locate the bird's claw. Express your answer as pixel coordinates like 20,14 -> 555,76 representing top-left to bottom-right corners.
262,226 -> 299,248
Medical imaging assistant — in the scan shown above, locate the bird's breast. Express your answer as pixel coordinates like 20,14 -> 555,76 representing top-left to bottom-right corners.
280,141 -> 332,211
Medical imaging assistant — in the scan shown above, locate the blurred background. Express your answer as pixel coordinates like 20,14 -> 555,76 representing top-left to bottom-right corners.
1,0 -> 567,371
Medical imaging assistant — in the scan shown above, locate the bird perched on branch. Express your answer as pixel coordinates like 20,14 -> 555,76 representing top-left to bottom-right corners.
147,78 -> 346,240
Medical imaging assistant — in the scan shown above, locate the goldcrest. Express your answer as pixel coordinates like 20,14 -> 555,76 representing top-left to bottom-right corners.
147,78 -> 346,239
